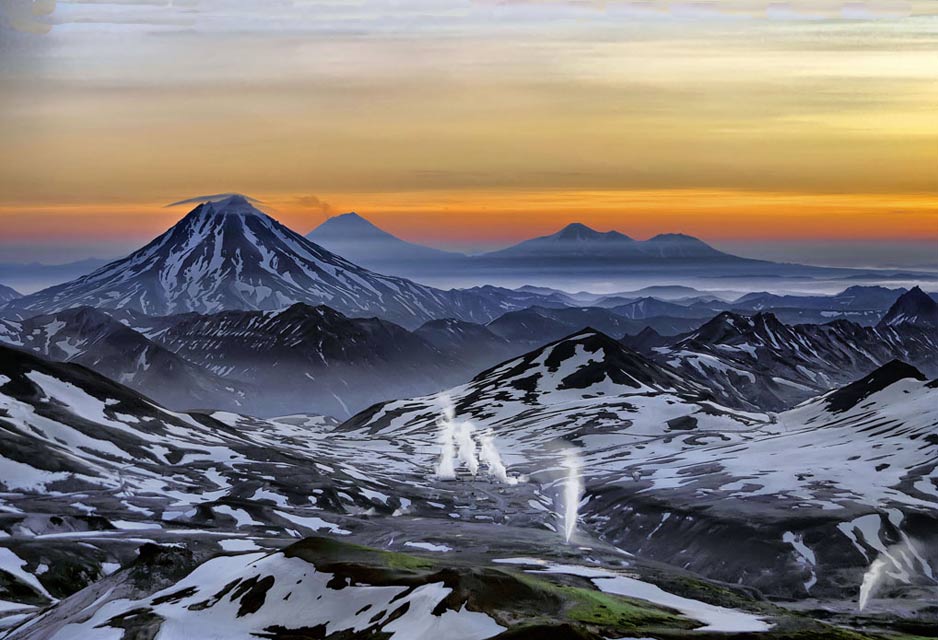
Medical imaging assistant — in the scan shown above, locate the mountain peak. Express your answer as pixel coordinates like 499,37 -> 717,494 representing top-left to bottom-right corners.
472,327 -> 689,399
198,194 -> 263,216
687,311 -> 750,342
306,213 -> 466,273
641,233 -> 726,259
878,286 -> 938,329
330,211 -> 373,225
647,232 -> 700,243
557,222 -> 595,237
6,198 -> 473,328
555,222 -> 633,242
825,360 -> 926,413
167,193 -> 261,211
315,211 -> 391,238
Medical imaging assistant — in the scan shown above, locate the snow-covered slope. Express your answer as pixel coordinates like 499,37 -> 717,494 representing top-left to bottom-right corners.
644,311 -> 938,411
338,334 -> 938,598
0,283 -> 20,304
878,286 -> 938,329
0,345 -> 458,616
8,533 -> 777,640
342,329 -> 726,439
9,540 -> 511,640
2,195 -> 507,329
580,360 -> 938,597
0,345 -> 424,543
0,307 -> 244,412
622,361 -> 938,514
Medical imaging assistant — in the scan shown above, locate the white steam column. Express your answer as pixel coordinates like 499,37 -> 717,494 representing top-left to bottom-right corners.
560,447 -> 583,544
434,396 -> 522,484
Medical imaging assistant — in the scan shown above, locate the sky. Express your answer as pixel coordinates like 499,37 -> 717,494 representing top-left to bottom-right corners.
0,0 -> 936,267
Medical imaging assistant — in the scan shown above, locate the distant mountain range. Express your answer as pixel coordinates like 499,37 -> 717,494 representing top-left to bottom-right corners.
3,201 -> 935,329
486,305 -> 703,346
308,215 -> 757,278
624,289 -> 938,411
1,194 -> 936,420
0,196 -> 530,330
481,223 -> 736,262
3,266 -> 936,418
307,212 -> 935,284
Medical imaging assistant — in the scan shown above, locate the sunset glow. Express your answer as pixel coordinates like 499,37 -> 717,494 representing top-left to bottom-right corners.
1,1 -> 936,263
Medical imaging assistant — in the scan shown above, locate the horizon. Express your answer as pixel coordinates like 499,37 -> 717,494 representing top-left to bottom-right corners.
3,6 -> 938,634
1,197 -> 937,272
1,2 -> 937,268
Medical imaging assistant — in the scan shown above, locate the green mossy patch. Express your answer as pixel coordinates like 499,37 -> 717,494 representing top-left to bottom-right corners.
512,571 -> 694,633
282,537 -> 698,636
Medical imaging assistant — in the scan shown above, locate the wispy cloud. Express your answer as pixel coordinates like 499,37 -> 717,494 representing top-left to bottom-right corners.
1,0 -> 55,34
294,195 -> 336,218
165,193 -> 263,207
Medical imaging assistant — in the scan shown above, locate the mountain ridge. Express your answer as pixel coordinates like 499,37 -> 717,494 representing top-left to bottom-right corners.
0,282 -> 21,303
2,196 -> 509,329
878,286 -> 938,329
641,310 -> 938,411
0,306 -> 244,411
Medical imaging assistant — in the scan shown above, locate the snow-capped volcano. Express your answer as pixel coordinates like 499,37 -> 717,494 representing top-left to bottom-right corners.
2,195 -> 499,328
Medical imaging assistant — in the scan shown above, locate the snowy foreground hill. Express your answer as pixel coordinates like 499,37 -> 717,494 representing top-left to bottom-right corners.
0,330 -> 936,638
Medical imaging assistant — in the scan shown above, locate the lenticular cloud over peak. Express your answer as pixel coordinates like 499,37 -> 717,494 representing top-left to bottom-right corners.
165,193 -> 264,208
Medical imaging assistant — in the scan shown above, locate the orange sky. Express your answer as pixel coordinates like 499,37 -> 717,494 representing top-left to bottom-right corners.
2,189 -> 935,251
0,2 -> 936,262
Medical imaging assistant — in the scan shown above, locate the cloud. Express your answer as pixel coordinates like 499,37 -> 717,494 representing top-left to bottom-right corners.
1,0 -> 56,34
295,195 -> 336,218
165,193 -> 262,207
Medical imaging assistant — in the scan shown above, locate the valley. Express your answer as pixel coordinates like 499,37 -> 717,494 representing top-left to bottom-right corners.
0,197 -> 935,639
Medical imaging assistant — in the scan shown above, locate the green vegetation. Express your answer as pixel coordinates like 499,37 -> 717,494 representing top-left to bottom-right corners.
284,536 -> 433,571
512,571 -> 693,632
381,550 -> 434,571
279,537 -> 923,640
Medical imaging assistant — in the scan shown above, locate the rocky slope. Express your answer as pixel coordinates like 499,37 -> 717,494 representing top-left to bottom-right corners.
639,311 -> 938,411
338,333 -> 938,600
0,307 -> 244,412
152,303 -> 472,418
877,286 -> 938,329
